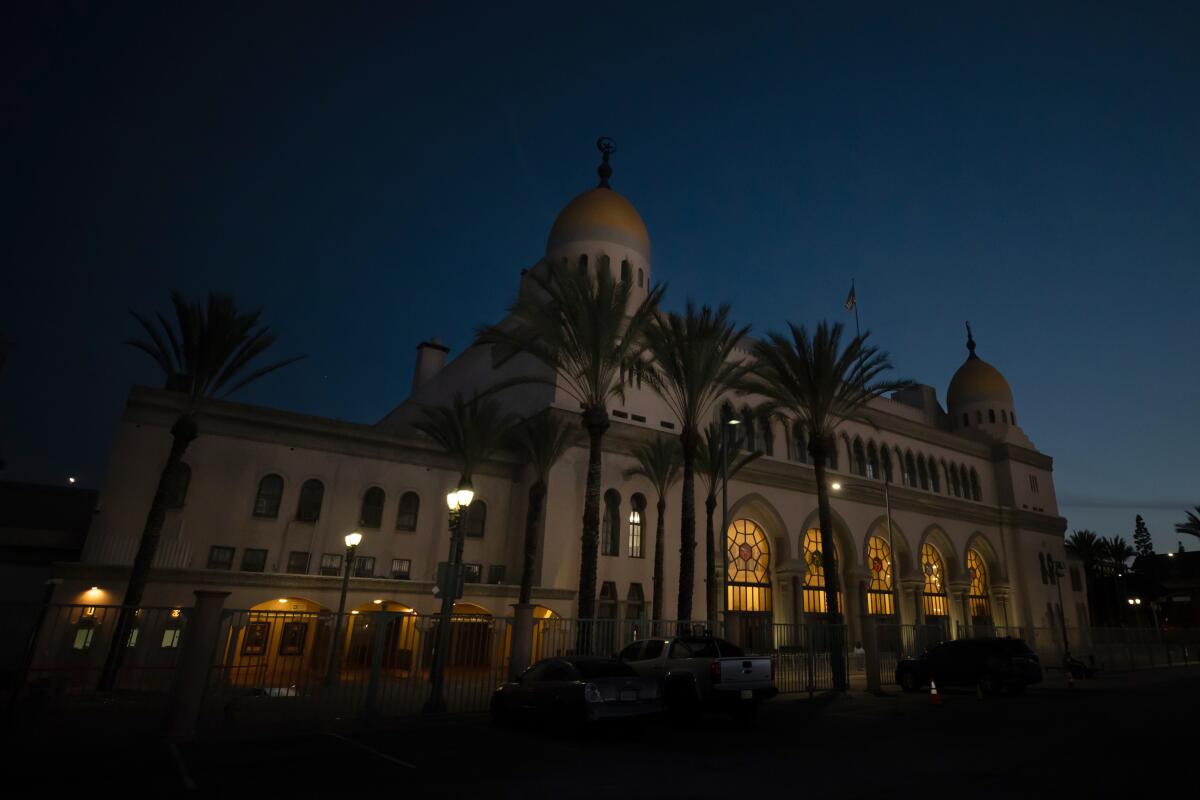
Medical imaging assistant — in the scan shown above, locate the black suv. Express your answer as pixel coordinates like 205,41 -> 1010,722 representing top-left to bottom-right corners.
896,637 -> 1042,695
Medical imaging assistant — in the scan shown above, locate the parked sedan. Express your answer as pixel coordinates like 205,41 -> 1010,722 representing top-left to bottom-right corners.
896,637 -> 1042,695
491,657 -> 661,726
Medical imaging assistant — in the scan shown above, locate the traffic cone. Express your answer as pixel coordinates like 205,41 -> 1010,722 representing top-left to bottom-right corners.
929,680 -> 941,705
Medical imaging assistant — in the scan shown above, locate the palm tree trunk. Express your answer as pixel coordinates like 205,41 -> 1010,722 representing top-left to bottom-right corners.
705,493 -> 717,630
811,441 -> 848,690
677,428 -> 698,621
652,495 -> 666,628
98,412 -> 197,690
578,408 -> 608,621
519,481 -> 546,606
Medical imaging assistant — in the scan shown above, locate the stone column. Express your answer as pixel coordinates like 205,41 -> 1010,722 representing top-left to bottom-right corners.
167,590 -> 230,741
949,581 -> 970,638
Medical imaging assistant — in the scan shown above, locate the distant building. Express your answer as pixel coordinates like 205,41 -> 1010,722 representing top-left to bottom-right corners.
0,481 -> 96,604
1132,551 -> 1200,629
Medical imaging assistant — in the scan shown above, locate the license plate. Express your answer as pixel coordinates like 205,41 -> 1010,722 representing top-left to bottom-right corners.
740,689 -> 753,699
621,690 -> 637,702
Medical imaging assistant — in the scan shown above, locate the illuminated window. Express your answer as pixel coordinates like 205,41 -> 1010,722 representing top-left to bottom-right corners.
801,528 -> 842,615
161,628 -> 181,649
628,494 -> 646,558
967,550 -> 992,622
921,543 -> 948,618
866,536 -> 895,616
726,519 -> 772,613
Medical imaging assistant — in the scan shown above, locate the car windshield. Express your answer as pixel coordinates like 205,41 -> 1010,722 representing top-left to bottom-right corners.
570,659 -> 639,679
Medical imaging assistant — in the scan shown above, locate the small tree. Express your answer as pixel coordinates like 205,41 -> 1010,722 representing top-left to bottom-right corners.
1132,515 -> 1153,558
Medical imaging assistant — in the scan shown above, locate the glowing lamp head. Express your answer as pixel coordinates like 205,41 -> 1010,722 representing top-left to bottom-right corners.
68,476 -> 77,485
446,479 -> 475,511
345,531 -> 363,548
372,599 -> 383,605
830,482 -> 842,491
629,510 -> 641,525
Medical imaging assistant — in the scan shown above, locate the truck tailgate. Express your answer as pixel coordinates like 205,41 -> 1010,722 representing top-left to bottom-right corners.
713,656 -> 772,688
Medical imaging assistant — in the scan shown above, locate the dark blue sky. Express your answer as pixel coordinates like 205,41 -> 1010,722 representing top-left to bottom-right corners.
4,3 -> 1197,551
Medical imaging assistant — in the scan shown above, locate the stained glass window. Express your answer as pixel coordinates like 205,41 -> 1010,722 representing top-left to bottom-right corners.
726,519 -> 772,613
866,536 -> 895,615
921,543 -> 948,617
802,528 -> 843,615
968,549 -> 992,622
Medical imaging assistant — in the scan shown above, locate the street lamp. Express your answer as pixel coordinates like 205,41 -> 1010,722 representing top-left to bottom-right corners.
424,478 -> 474,713
325,531 -> 363,684
716,413 -> 741,632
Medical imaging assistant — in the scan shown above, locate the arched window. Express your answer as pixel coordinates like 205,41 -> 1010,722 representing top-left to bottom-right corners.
917,456 -> 929,490
727,519 -> 772,613
601,490 -> 621,556
296,479 -> 324,522
801,528 -> 842,616
928,456 -> 941,493
949,464 -> 962,497
758,414 -> 774,456
865,536 -> 895,615
1011,411 -> 1017,425
626,584 -> 646,634
967,550 -> 992,625
253,474 -> 284,518
866,441 -> 879,480
464,501 -> 487,538
962,413 -> 970,427
852,438 -> 867,476
598,582 -> 618,621
167,463 -> 191,509
988,409 -> 996,424
619,258 -> 630,283
960,466 -> 971,500
360,487 -> 385,528
628,494 -> 646,558
920,543 -> 948,618
969,468 -> 982,501
975,410 -> 983,424
578,254 -> 588,269
825,436 -> 839,470
904,451 -> 918,488
880,447 -> 893,483
740,406 -> 756,450
791,423 -> 807,463
396,491 -> 420,531
1001,409 -> 1008,424
637,267 -> 644,288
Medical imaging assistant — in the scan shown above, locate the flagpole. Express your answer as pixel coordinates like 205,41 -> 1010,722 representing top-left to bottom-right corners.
851,277 -> 861,342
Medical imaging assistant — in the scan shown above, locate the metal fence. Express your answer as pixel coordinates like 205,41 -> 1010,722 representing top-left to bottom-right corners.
957,623 -> 1200,672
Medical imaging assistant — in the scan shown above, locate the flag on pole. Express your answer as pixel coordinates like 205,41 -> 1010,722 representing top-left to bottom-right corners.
843,283 -> 856,312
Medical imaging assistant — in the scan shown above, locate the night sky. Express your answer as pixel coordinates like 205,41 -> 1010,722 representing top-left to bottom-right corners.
5,3 -> 1197,551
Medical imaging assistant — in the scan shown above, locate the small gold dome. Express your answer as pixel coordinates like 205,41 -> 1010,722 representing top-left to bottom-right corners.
947,356 -> 1013,411
546,187 -> 651,258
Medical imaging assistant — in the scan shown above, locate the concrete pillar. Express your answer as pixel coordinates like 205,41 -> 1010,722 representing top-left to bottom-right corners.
167,590 -> 230,741
949,581 -> 970,638
508,604 -> 535,681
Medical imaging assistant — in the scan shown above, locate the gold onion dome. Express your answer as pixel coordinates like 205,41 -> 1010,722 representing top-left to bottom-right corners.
545,137 -> 651,259
946,324 -> 1013,411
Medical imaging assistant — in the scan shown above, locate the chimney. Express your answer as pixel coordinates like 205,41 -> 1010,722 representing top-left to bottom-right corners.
412,337 -> 449,393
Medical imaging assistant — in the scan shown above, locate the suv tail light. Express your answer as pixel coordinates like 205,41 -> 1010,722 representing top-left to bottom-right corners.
709,660 -> 722,684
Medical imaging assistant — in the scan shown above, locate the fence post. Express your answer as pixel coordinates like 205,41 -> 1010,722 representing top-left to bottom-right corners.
508,604 -> 535,681
863,616 -> 881,694
167,590 -> 230,741
363,612 -> 394,723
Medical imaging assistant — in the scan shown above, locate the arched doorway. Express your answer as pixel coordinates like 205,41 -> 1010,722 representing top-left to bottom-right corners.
727,519 -> 773,648
967,550 -> 994,634
801,528 -> 844,617
920,543 -> 950,635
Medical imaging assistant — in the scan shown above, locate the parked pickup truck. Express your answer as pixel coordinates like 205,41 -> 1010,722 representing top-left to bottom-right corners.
617,636 -> 777,718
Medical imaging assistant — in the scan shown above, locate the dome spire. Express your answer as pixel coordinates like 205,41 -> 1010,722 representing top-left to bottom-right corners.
596,136 -> 616,188
965,321 -> 978,360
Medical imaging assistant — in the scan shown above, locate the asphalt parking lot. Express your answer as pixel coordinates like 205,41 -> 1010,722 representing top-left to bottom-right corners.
10,667 -> 1197,796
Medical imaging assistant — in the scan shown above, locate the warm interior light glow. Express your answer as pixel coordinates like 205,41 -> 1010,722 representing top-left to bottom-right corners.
89,586 -> 100,592
372,599 -> 383,605
345,531 -> 363,548
350,610 -> 360,615
170,609 -> 181,618
278,598 -> 288,604
830,482 -> 842,491
629,510 -> 641,525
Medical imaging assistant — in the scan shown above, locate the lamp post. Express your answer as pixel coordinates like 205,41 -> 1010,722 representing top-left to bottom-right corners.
424,479 -> 474,714
325,531 -> 362,685
717,412 -> 741,633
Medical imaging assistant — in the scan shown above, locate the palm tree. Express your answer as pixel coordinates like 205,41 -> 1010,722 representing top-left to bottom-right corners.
476,260 -> 663,619
696,422 -> 761,629
1102,535 -> 1136,574
507,411 -> 575,606
740,321 -> 911,689
623,436 -> 682,625
413,392 -> 515,712
1065,530 -> 1105,577
1176,507 -> 1200,543
99,292 -> 301,689
642,302 -> 750,621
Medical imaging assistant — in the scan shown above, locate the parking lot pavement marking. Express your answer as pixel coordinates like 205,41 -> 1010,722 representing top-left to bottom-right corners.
327,733 -> 417,770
